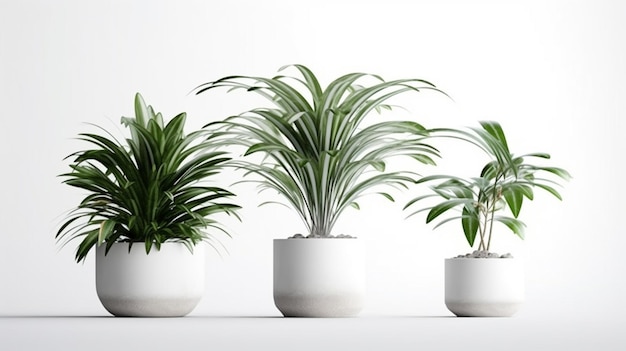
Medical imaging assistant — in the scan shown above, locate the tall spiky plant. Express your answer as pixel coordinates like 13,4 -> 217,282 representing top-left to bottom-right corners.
404,121 -> 571,251
57,93 -> 241,263
195,64 -> 444,237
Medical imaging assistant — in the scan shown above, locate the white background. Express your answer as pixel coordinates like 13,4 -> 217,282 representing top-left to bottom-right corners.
1,0 -> 624,349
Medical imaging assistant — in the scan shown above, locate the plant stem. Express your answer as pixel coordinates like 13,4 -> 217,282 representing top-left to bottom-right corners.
486,174 -> 502,252
486,207 -> 493,252
480,207 -> 488,251
478,193 -> 488,251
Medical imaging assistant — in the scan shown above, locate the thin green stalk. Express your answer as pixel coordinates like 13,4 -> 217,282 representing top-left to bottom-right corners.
486,174 -> 502,252
478,192 -> 488,251
480,208 -> 488,251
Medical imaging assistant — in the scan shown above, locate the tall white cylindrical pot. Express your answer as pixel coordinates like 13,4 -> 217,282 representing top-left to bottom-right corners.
445,258 -> 524,317
273,238 -> 366,317
96,242 -> 205,317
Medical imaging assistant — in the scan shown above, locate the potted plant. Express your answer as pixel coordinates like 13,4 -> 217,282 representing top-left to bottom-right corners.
195,64 -> 444,317
404,121 -> 570,317
56,93 -> 240,317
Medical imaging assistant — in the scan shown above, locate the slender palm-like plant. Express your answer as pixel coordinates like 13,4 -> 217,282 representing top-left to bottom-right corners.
195,64 -> 443,238
57,93 -> 241,263
404,121 -> 571,252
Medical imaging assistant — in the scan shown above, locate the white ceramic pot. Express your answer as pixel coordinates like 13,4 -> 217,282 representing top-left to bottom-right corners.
445,257 -> 524,317
96,242 -> 205,317
273,238 -> 366,317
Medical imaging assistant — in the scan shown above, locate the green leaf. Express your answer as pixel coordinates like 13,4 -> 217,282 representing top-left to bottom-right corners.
412,154 -> 437,165
134,93 -> 148,127
426,199 -> 471,223
534,183 -> 564,200
522,152 -> 551,159
496,216 -> 526,240
461,206 -> 479,247
405,120 -> 569,249
538,166 -> 572,180
195,65 -> 444,237
378,192 -> 395,202
502,186 -> 524,218
57,93 -> 241,263
479,121 -> 509,152
371,160 -> 385,172
98,220 -> 116,246
403,194 -> 439,211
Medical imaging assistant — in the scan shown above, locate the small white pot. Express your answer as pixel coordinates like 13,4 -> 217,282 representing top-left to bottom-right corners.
445,257 -> 524,317
273,238 -> 366,317
96,242 -> 205,317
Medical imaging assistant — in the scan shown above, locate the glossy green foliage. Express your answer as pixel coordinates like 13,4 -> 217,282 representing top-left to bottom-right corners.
196,65 -> 444,237
404,121 -> 570,250
57,93 -> 240,262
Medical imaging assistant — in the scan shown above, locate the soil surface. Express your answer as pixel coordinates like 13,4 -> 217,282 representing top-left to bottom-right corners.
288,234 -> 356,239
454,250 -> 514,258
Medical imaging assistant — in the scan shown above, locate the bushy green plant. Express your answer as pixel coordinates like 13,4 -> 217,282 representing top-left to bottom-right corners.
195,64 -> 444,238
404,121 -> 571,252
57,93 -> 240,262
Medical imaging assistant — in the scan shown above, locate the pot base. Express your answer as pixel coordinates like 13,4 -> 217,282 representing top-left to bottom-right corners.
99,297 -> 202,317
445,302 -> 523,317
274,293 -> 364,317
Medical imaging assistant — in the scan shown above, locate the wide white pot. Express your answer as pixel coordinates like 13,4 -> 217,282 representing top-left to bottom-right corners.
96,242 -> 205,317
445,258 -> 524,317
273,238 -> 366,317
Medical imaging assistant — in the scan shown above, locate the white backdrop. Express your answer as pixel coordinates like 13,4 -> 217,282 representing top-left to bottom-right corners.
0,0 -> 624,325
